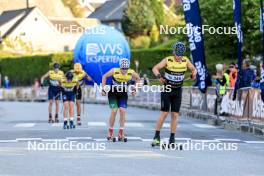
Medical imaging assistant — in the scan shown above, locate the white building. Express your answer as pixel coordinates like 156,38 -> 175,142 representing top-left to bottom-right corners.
0,7 -> 99,53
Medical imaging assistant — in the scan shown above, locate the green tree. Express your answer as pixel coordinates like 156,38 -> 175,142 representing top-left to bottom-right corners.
122,0 -> 156,37
150,0 -> 165,26
62,0 -> 83,17
199,0 -> 261,61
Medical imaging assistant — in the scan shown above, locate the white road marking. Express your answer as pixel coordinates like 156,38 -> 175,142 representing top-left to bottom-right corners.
126,137 -> 142,140
141,139 -> 153,142
41,139 -> 69,142
66,137 -> 92,140
190,139 -> 220,143
175,137 -> 192,141
244,141 -> 264,144
215,138 -> 241,142
193,124 -> 216,129
51,123 -> 63,127
125,123 -> 144,128
163,123 -> 170,128
162,123 -> 180,128
94,138 -> 108,142
14,123 -> 35,128
87,122 -> 107,127
16,138 -> 42,141
0,140 -> 17,143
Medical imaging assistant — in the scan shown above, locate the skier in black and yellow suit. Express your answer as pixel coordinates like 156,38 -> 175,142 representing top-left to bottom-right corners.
41,63 -> 64,123
102,58 -> 140,141
72,63 -> 92,126
152,42 -> 197,147
60,71 -> 79,129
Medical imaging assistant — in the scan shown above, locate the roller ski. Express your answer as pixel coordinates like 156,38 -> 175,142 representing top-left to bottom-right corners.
48,117 -> 54,123
54,114 -> 59,123
151,138 -> 160,147
69,120 -> 75,129
107,128 -> 116,142
161,139 -> 183,150
77,116 -> 81,126
117,129 -> 127,142
63,120 -> 69,129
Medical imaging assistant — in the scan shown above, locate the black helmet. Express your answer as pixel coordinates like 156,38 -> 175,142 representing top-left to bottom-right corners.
173,42 -> 186,56
65,71 -> 74,81
53,63 -> 60,69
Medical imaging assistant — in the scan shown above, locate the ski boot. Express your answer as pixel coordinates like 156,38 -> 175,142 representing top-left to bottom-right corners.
169,138 -> 183,150
118,129 -> 127,142
63,121 -> 68,129
162,139 -> 183,150
54,114 -> 59,123
69,120 -> 75,129
77,116 -> 81,126
151,138 -> 160,147
48,117 -> 54,123
107,128 -> 116,142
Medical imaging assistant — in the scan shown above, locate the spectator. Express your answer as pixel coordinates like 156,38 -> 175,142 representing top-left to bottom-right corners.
241,59 -> 255,88
142,74 -> 150,86
32,78 -> 40,98
228,62 -> 237,88
33,78 -> 40,90
213,64 -> 230,95
3,76 -> 10,89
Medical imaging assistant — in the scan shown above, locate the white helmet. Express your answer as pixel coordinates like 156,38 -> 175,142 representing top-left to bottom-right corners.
119,58 -> 130,69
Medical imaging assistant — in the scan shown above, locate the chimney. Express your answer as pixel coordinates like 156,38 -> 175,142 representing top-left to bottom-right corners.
26,0 -> 29,8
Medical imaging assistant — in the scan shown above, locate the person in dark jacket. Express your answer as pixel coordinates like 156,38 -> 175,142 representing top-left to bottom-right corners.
241,59 -> 255,88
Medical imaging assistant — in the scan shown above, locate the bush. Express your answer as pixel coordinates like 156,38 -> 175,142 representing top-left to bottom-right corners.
131,48 -> 172,76
0,53 -> 74,86
0,55 -> 51,86
130,36 -> 151,49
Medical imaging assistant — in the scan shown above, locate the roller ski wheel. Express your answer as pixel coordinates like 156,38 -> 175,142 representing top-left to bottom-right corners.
118,137 -> 127,142
48,118 -> 54,123
117,129 -> 127,142
69,121 -> 75,129
63,121 -> 68,129
77,118 -> 81,126
54,118 -> 59,123
151,139 -> 160,147
107,136 -> 116,142
54,114 -> 59,123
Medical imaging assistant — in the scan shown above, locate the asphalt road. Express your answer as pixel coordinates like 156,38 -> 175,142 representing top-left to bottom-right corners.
0,102 -> 263,176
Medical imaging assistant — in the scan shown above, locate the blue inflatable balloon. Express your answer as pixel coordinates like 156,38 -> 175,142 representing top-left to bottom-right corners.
74,25 -> 131,85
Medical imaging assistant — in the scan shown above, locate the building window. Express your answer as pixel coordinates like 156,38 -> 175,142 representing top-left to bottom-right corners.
64,46 -> 70,51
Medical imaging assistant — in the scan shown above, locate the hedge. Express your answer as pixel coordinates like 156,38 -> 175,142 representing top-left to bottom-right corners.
2,49 -> 222,86
0,53 -> 73,86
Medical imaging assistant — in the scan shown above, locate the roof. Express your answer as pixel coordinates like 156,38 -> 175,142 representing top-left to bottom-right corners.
0,7 -> 35,38
0,7 -> 34,26
88,0 -> 127,22
0,0 -> 73,18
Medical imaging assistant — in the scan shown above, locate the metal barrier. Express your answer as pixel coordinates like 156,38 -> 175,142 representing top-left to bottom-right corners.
0,86 -> 263,124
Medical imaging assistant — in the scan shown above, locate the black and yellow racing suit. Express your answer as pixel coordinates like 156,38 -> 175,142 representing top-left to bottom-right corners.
161,56 -> 188,112
108,68 -> 135,109
48,70 -> 64,100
